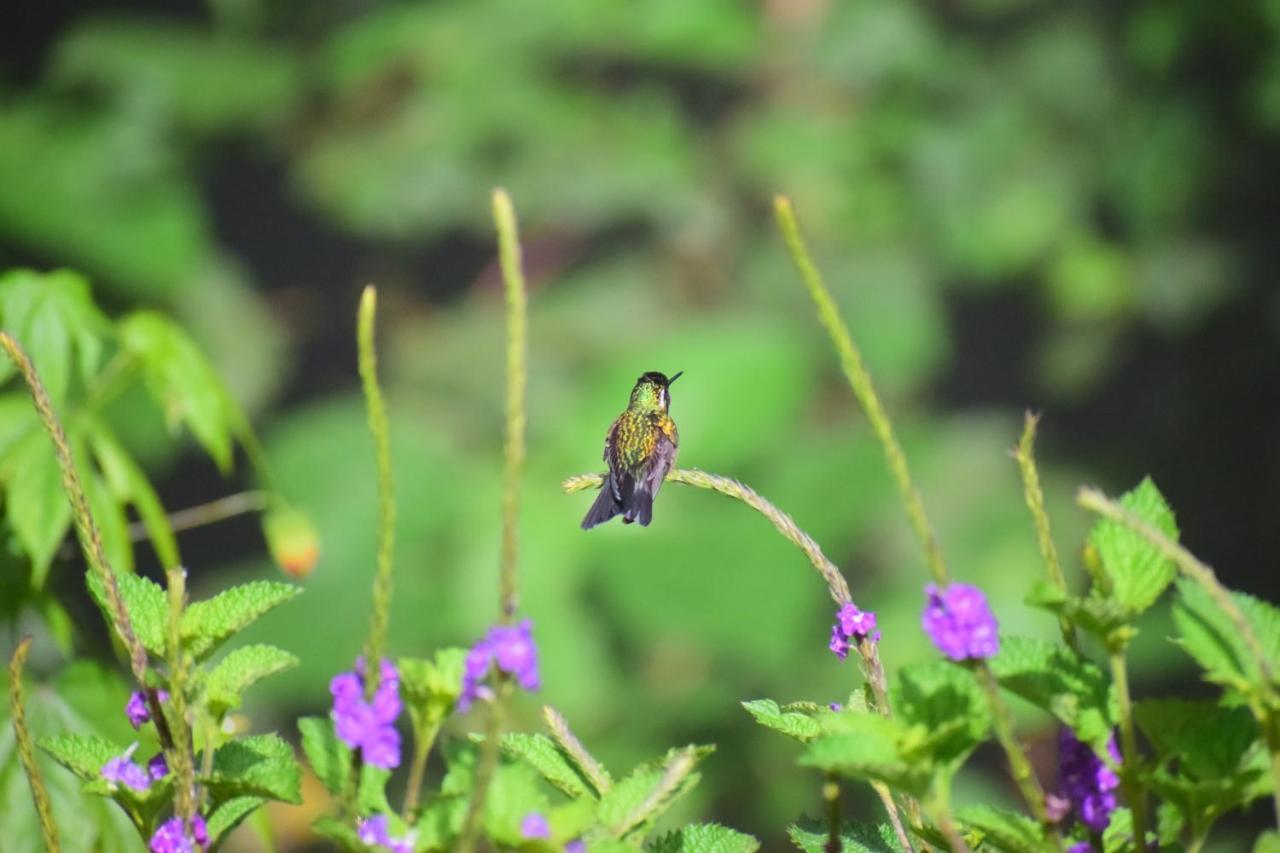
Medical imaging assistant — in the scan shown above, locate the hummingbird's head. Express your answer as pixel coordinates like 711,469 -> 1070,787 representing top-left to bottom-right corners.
629,370 -> 682,412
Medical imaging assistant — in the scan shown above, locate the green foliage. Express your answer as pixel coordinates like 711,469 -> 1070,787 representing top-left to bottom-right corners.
787,816 -> 904,852
648,822 -> 760,852
501,733 -> 597,799
1087,477 -> 1179,616
205,796 -> 264,846
180,580 -> 301,659
203,734 -> 302,807
0,269 -> 106,403
297,716 -> 350,797
202,644 -> 299,717
741,699 -> 822,743
1173,578 -> 1280,695
989,635 -> 1115,744
957,804 -> 1050,853
597,745 -> 715,840
399,647 -> 466,733
86,571 -> 168,655
37,734 -> 120,783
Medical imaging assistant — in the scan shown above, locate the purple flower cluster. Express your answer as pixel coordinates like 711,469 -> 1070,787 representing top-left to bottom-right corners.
331,658 -> 402,769
459,620 -> 540,711
921,583 -> 1000,661
101,743 -> 169,793
126,689 -> 170,729
520,812 -> 584,852
828,601 -> 879,660
149,815 -> 207,853
1058,729 -> 1121,833
357,814 -> 416,853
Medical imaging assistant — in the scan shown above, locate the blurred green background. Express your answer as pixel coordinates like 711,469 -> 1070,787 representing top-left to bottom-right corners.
3,0 -> 1280,849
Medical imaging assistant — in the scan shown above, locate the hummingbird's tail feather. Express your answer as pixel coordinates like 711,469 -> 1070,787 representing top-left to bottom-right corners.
629,489 -> 654,526
581,476 -> 622,529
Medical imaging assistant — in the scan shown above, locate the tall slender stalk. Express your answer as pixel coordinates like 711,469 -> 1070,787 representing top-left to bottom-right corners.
1013,413 -> 1075,650
401,721 -> 442,820
824,773 -> 842,853
774,196 -> 949,586
165,568 -> 198,824
9,638 -> 60,852
1109,651 -> 1147,849
0,334 -> 166,738
358,285 -> 397,693
976,665 -> 1054,832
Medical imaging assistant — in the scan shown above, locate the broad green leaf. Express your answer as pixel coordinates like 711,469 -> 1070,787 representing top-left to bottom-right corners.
0,269 -> 107,403
37,733 -> 121,781
1173,578 -> 1280,693
204,644 -> 299,716
1134,698 -> 1259,780
787,816 -> 904,852
501,732 -> 595,799
81,459 -> 132,577
358,762 -> 393,815
649,822 -> 760,852
119,310 -> 239,472
5,429 -> 71,585
207,796 -> 264,845
0,392 -> 39,466
86,570 -> 167,655
400,648 -> 466,732
181,580 -> 300,659
598,745 -> 714,839
297,716 -> 351,797
989,636 -> 1114,744
1025,581 -> 1130,644
1088,477 -> 1178,615
800,714 -> 929,796
890,661 -> 989,770
313,815 -> 363,849
204,734 -> 302,805
958,804 -> 1050,852
87,421 -> 180,569
741,699 -> 821,743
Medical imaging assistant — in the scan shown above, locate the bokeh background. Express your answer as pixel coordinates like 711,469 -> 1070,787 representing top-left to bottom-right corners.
4,0 -> 1280,849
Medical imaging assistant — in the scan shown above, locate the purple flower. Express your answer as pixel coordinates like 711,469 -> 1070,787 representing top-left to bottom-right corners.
521,812 -> 551,839
357,814 -> 416,853
102,743 -> 151,792
331,658 -> 402,769
459,620 -> 541,711
1067,844 -> 1094,853
828,702 -> 843,712
921,583 -> 1000,661
126,689 -> 170,729
565,841 -> 585,853
148,753 -> 169,780
149,815 -> 207,853
1058,729 -> 1121,833
829,602 -> 879,660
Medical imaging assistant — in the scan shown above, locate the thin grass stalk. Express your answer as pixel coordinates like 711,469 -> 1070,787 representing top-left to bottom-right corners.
1109,651 -> 1148,849
494,188 -> 528,623
165,568 -> 198,823
0,334 -> 166,739
543,706 -> 612,795
773,196 -> 949,586
824,773 -> 842,853
401,721 -> 442,820
9,638 -> 60,852
975,665 -> 1054,835
457,680 -> 508,853
357,285 -> 397,694
1013,413 -> 1075,650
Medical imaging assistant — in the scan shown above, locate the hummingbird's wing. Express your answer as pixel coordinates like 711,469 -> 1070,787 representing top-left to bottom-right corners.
633,428 -> 677,526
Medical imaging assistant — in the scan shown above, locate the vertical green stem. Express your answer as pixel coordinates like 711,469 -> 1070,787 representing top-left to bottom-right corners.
401,722 -> 442,820
493,188 -> 528,623
0,334 -> 157,715
9,638 -> 60,853
358,285 -> 397,692
824,773 -> 842,853
1269,746 -> 1280,830
927,780 -> 972,853
1110,651 -> 1147,850
1013,413 -> 1075,650
976,665 -> 1055,837
457,680 -> 508,853
165,568 -> 197,823
774,196 -> 949,586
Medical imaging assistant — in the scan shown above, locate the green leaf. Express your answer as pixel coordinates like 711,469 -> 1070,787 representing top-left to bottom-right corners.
501,733 -> 595,799
181,580 -> 300,659
297,716 -> 351,797
800,714 -> 929,797
86,570 -> 167,655
1256,830 -> 1280,853
0,269 -> 107,403
1135,698 -> 1259,780
400,647 -> 466,732
1088,477 -> 1178,615
37,733 -> 120,781
87,421 -> 180,570
1173,578 -> 1280,694
313,815 -> 364,849
1025,581 -> 1131,644
958,805 -> 1050,853
81,458 -> 132,576
598,745 -> 714,839
648,822 -> 760,852
204,644 -> 299,716
4,429 -> 71,585
890,661 -> 989,771
741,699 -> 822,743
787,816 -> 904,852
988,636 -> 1115,744
119,310 -> 240,472
204,734 -> 302,805
207,796 -> 264,845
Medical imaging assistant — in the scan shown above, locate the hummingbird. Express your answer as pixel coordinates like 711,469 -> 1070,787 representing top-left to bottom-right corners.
581,371 -> 683,529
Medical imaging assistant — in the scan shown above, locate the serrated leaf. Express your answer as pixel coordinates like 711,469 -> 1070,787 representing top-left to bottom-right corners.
297,716 -> 351,797
0,269 -> 107,403
742,699 -> 821,743
181,580 -> 300,659
1089,477 -> 1178,615
313,815 -> 364,849
5,429 -> 71,585
648,822 -> 760,852
501,732 -> 594,798
204,734 -> 301,805
1135,698 -> 1259,779
787,816 -> 904,852
204,644 -> 298,716
207,796 -> 263,845
119,310 -> 240,472
598,745 -> 713,839
989,636 -> 1114,744
87,421 -> 180,570
800,714 -> 929,797
1173,578 -> 1280,694
958,804 -> 1049,853
37,733 -> 121,781
891,661 -> 989,771
1026,582 -> 1130,644
86,570 -> 167,655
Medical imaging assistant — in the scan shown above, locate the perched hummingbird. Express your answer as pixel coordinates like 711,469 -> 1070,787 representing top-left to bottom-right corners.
581,371 -> 683,529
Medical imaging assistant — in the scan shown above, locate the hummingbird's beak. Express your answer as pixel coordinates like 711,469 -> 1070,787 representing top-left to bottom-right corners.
667,371 -> 684,385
